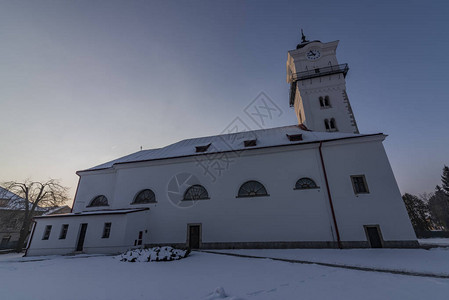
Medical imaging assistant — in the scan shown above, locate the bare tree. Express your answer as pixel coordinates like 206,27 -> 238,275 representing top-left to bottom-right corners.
0,179 -> 69,252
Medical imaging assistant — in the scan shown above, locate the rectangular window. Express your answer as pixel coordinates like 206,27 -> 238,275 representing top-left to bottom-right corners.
351,175 -> 369,194
42,225 -> 52,240
244,139 -> 257,147
59,224 -> 69,239
1,236 -> 11,247
102,223 -> 112,239
286,134 -> 303,141
195,143 -> 211,153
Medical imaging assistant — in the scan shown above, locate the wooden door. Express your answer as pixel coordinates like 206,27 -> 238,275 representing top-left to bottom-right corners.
366,226 -> 382,248
76,223 -> 88,252
188,225 -> 200,249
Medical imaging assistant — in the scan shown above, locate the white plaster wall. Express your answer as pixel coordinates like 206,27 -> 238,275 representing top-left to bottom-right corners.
73,171 -> 116,212
287,40 -> 358,134
27,211 -> 148,256
99,145 -> 336,245
70,136 -> 415,247
321,138 -> 416,242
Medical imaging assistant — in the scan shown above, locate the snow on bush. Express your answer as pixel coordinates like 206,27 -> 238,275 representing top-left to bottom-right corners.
118,246 -> 190,262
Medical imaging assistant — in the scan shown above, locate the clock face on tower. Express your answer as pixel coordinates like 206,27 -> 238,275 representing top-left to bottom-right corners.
306,49 -> 321,60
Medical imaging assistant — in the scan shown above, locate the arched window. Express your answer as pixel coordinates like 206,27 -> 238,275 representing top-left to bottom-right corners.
319,96 -> 324,107
183,185 -> 209,201
330,118 -> 337,131
324,96 -> 330,107
132,189 -> 156,204
324,119 -> 330,131
237,181 -> 268,197
88,195 -> 109,207
295,178 -> 319,190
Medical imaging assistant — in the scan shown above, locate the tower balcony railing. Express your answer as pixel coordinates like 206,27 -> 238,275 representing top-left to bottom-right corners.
291,63 -> 349,82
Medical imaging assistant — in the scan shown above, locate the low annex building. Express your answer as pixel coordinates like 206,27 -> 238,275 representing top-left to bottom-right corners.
26,34 -> 417,256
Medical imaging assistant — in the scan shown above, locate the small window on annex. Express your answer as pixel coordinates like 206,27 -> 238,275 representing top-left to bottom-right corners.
102,222 -> 112,239
237,181 -> 269,198
42,225 -> 52,240
351,175 -> 369,194
184,185 -> 209,201
88,195 -> 109,207
132,189 -> 156,204
59,224 -> 69,239
295,178 -> 319,190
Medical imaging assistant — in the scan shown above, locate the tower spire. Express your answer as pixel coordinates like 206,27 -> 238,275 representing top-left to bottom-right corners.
301,29 -> 308,43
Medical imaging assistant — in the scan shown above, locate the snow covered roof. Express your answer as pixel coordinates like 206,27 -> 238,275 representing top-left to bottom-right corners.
42,205 -> 72,216
80,125 -> 382,173
35,208 -> 149,219
0,187 -> 47,211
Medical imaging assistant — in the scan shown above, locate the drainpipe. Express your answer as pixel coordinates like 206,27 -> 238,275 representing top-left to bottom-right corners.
319,141 -> 342,249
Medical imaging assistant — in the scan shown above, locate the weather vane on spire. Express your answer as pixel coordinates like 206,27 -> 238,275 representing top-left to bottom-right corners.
301,29 -> 309,43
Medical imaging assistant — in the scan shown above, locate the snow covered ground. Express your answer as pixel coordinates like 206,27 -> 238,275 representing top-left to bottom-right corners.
419,238 -> 449,246
213,247 -> 449,276
1,248 -> 449,300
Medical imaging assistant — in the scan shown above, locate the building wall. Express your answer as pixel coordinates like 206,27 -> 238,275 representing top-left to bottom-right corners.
70,136 -> 416,249
26,210 -> 149,256
322,139 -> 416,243
27,135 -> 416,256
0,210 -> 44,250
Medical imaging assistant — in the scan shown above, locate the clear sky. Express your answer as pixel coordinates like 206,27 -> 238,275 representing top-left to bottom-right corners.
0,0 -> 448,202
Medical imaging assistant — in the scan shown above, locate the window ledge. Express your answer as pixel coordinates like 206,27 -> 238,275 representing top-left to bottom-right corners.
182,198 -> 210,201
236,194 -> 270,198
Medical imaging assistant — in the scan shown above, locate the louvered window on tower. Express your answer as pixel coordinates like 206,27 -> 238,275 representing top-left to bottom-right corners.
319,96 -> 331,108
324,96 -> 330,107
286,134 -> 303,141
244,139 -> 257,147
330,118 -> 338,131
324,119 -> 330,131
195,143 -> 211,153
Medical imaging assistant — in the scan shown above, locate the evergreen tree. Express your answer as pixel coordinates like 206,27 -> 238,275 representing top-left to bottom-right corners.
440,165 -> 449,196
429,189 -> 449,230
402,193 -> 431,233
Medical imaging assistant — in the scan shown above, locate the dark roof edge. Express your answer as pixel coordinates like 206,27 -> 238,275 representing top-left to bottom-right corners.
77,133 -> 385,175
34,207 -> 149,219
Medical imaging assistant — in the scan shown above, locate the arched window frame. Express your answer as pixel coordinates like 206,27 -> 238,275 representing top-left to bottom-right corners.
183,185 -> 210,201
294,178 -> 319,190
132,189 -> 156,204
87,195 -> 109,207
237,180 -> 269,198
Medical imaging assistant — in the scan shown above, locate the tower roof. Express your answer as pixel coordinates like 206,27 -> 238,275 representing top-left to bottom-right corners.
296,29 -> 320,49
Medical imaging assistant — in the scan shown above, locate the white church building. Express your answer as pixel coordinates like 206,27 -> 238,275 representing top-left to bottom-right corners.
25,34 -> 418,256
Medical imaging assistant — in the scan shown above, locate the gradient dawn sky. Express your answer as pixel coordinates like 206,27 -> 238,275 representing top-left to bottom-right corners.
0,0 -> 448,202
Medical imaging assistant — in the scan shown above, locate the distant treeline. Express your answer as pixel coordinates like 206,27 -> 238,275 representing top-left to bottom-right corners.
402,165 -> 449,238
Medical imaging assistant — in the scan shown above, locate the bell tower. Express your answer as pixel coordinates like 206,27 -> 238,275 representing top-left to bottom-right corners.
286,31 -> 359,134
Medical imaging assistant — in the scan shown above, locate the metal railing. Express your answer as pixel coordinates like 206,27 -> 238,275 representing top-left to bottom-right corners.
291,63 -> 349,82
